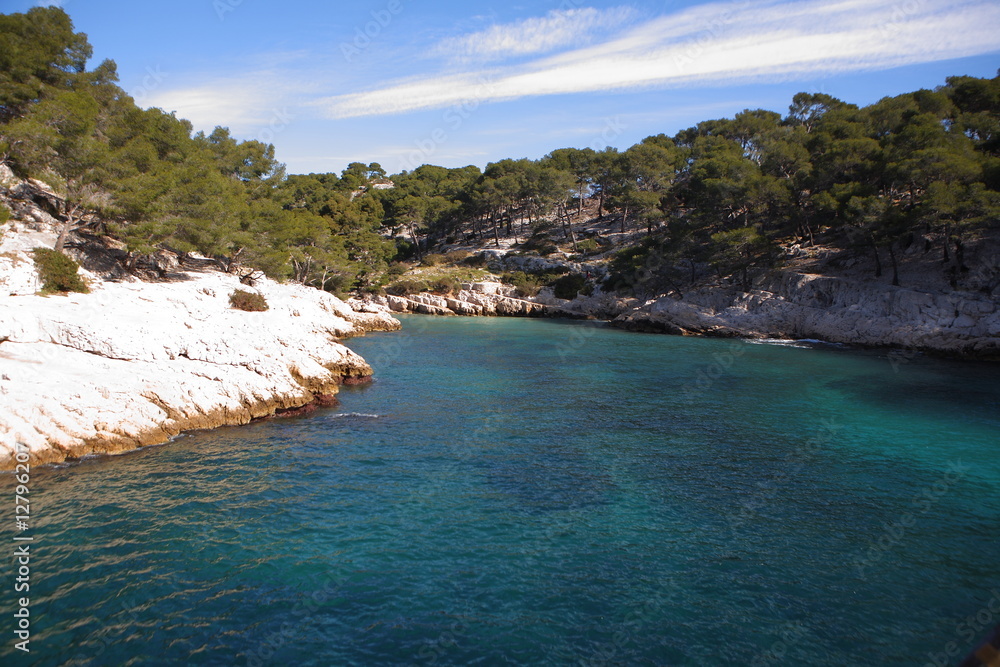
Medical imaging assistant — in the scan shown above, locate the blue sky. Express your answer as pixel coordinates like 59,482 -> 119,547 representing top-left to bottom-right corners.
10,0 -> 1000,176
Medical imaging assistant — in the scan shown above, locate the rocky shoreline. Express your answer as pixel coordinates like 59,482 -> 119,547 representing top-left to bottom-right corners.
609,271 -> 1000,358
354,281 -> 573,318
0,266 -> 399,470
361,270 -> 1000,358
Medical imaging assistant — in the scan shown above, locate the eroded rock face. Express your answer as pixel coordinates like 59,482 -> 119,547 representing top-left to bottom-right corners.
379,290 -> 557,317
0,272 -> 400,469
611,271 -> 1000,357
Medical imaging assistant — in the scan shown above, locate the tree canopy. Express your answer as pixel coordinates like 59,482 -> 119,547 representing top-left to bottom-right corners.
2,7 -> 997,296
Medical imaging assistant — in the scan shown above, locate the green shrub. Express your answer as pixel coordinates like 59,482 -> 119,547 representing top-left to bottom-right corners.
503,271 -> 543,298
32,248 -> 89,294
576,239 -> 599,254
552,273 -> 589,300
462,253 -> 488,267
445,250 -> 472,263
386,278 -> 429,296
420,253 -> 446,267
520,233 -> 558,256
0,204 -> 9,225
229,289 -> 269,311
431,278 -> 462,295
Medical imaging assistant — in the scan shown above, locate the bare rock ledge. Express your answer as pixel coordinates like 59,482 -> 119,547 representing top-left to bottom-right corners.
0,272 -> 400,470
612,271 -> 1000,357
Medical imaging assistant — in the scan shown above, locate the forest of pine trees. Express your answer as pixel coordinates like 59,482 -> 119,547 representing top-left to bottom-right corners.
2,7 -> 998,297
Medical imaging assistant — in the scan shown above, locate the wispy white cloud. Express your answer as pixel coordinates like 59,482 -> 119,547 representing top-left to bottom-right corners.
317,0 -> 1000,119
432,7 -> 636,63
142,68 -> 308,137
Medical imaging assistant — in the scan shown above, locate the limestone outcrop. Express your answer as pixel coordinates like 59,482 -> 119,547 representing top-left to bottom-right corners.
611,271 -> 1000,357
366,283 -> 563,318
0,256 -> 400,469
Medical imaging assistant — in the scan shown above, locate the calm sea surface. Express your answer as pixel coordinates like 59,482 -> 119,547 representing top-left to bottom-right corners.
2,315 -> 999,666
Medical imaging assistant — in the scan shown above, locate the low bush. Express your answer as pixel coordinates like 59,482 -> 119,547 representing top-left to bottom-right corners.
519,233 -> 558,256
575,238 -> 599,254
503,271 -> 543,298
552,273 -> 590,300
32,248 -> 89,294
462,253 -> 488,267
445,249 -> 472,263
420,253 -> 446,267
430,278 -> 462,295
386,278 -> 430,296
229,289 -> 269,311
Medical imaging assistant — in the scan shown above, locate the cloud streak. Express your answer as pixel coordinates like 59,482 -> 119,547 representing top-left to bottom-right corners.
143,68 -> 308,137
432,7 -> 635,63
318,0 -> 1000,119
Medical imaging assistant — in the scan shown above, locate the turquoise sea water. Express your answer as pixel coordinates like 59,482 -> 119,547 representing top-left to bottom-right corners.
2,315 -> 999,666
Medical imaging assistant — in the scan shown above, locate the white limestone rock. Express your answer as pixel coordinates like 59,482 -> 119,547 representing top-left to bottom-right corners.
612,271 -> 1000,356
0,270 -> 400,469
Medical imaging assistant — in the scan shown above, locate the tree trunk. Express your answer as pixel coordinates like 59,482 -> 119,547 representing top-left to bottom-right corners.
621,205 -> 628,234
799,220 -> 814,247
226,247 -> 245,273
888,244 -> 899,286
560,205 -> 578,251
871,238 -> 883,278
490,211 -> 501,248
942,221 -> 951,263
54,201 -> 79,254
567,212 -> 577,252
409,223 -> 422,261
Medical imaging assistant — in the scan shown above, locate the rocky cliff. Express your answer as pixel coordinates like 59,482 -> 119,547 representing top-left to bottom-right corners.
611,270 -> 1000,357
357,282 -> 571,318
